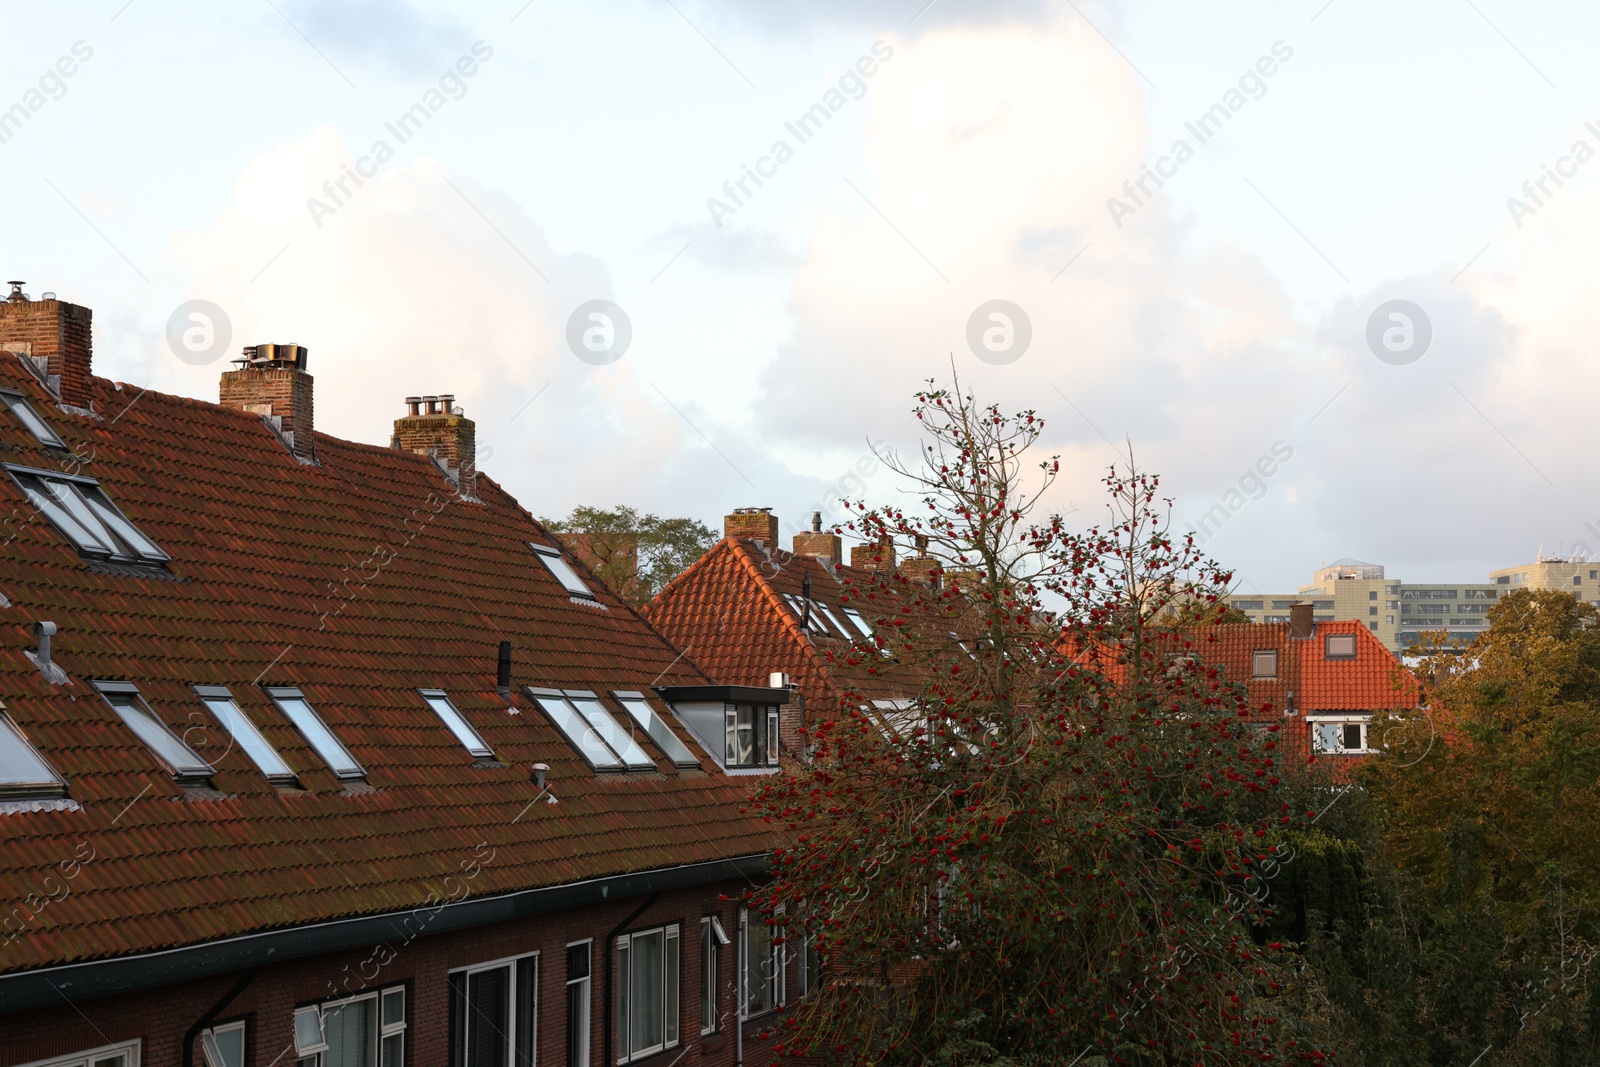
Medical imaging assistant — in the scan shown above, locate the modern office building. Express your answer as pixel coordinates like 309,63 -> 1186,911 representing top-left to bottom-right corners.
1489,555 -> 1600,606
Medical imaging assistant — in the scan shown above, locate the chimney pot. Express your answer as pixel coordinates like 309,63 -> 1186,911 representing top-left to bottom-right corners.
394,391 -> 476,498
405,396 -> 422,417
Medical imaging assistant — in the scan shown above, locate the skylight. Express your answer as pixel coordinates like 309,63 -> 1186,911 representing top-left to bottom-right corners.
6,466 -> 169,565
612,691 -> 700,767
782,593 -> 831,636
420,689 -> 493,759
93,681 -> 214,786
0,390 -> 65,449
529,543 -> 595,599
266,687 -> 366,780
193,685 -> 297,784
0,711 -> 65,797
841,607 -> 874,639
528,688 -> 654,770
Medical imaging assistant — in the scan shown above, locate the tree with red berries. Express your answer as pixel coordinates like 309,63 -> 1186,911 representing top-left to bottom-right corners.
748,379 -> 1328,1065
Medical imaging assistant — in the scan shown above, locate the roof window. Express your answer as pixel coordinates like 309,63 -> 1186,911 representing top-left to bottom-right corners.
527,688 -> 654,770
0,390 -> 65,449
841,607 -> 874,639
1252,650 -> 1279,679
612,690 -> 700,767
6,465 -> 169,565
265,687 -> 366,780
92,681 -> 214,787
529,542 -> 596,599
0,709 -> 66,798
193,685 -> 297,785
419,689 -> 493,759
1324,633 -> 1358,659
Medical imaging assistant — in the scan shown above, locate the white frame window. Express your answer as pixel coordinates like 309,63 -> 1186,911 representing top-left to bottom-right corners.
0,389 -> 66,448
14,1040 -> 141,1067
294,985 -> 406,1067
724,703 -> 780,768
738,907 -> 784,1019
450,951 -> 537,1067
527,688 -> 653,770
616,923 -> 680,1063
612,690 -> 700,768
266,687 -> 366,780
841,607 -> 873,639
200,1020 -> 246,1067
193,685 -> 297,785
797,931 -> 821,997
567,940 -> 591,1067
1251,650 -> 1278,679
530,542 -> 596,600
700,915 -> 728,1034
419,689 -> 493,760
1324,633 -> 1358,659
7,465 -> 170,565
1310,717 -> 1372,755
0,710 -> 66,798
92,681 -> 214,787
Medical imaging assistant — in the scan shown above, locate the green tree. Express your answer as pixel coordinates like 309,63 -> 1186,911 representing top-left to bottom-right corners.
749,381 -> 1328,1065
539,505 -> 714,606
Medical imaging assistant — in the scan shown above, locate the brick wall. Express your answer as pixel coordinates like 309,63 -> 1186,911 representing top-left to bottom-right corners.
0,877 -> 795,1067
0,296 -> 93,408
848,538 -> 895,574
220,367 -> 316,461
791,531 -> 841,562
723,510 -> 778,544
393,413 -> 476,498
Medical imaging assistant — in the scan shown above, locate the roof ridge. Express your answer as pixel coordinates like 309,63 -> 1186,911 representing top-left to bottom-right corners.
643,535 -> 738,621
727,538 -> 849,697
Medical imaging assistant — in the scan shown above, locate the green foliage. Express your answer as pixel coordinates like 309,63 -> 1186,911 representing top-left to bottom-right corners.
539,504 -> 714,605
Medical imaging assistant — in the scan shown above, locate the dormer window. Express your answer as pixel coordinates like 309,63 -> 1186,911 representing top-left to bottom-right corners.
726,702 -> 779,767
0,709 -> 66,798
530,542 -> 596,600
265,687 -> 365,781
0,389 -> 65,449
92,681 -> 214,788
6,465 -> 169,566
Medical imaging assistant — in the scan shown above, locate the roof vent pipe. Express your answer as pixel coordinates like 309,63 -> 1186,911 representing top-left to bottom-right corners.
497,640 -> 512,696
27,621 -> 67,685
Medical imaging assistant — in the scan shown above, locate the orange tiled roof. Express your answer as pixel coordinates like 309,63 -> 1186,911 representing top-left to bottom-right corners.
0,356 -> 775,974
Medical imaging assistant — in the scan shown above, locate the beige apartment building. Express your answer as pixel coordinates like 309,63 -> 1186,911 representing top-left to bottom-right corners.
1488,556 -> 1600,604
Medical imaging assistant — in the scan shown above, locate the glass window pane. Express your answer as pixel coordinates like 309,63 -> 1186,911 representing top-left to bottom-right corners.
700,920 -> 718,1033
567,695 -> 652,769
49,481 -> 126,554
532,546 -> 593,598
78,485 -> 169,561
20,478 -> 110,553
842,608 -> 873,638
208,1023 -> 246,1067
532,693 -> 621,768
1313,724 -> 1341,753
735,707 -> 755,766
422,692 -> 492,758
294,1007 -> 326,1054
629,930 -> 664,1055
743,913 -> 774,1015
0,715 -> 63,794
0,392 -> 65,448
271,692 -> 364,778
615,695 -> 698,766
324,998 -> 376,1067
102,691 -> 213,779
380,1033 -> 403,1067
665,926 -> 679,1047
514,957 -> 537,1067
201,695 -> 295,780
466,966 -> 510,1067
382,987 -> 405,1028
616,939 -> 630,1058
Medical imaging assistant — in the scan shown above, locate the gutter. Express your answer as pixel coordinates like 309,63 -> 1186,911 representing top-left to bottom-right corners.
0,853 -> 769,1013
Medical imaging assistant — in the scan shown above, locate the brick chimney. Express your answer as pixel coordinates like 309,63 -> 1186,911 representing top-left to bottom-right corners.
393,394 -> 476,498
793,511 -> 841,563
725,507 -> 779,545
898,534 -> 939,587
850,534 -> 896,574
1288,602 -> 1314,639
0,282 -> 93,408
220,343 -> 315,462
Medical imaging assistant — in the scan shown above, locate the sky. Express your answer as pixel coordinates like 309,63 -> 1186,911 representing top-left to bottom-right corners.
2,0 -> 1599,593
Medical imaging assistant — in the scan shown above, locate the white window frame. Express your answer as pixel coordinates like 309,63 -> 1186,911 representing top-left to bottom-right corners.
419,689 -> 493,759
92,680 -> 215,786
450,950 -> 538,1067
1251,649 -> 1278,679
266,687 -> 366,780
200,1020 -> 246,1067
530,542 -> 596,600
612,690 -> 701,768
738,907 -> 784,1020
0,389 -> 66,448
700,915 -> 728,1035
841,607 -> 874,639
0,710 -> 66,798
193,685 -> 297,784
1309,716 -> 1372,755
6,464 -> 169,564
567,940 -> 592,1067
14,1041 -> 142,1067
723,703 -> 780,769
294,985 -> 405,1067
616,922 -> 680,1063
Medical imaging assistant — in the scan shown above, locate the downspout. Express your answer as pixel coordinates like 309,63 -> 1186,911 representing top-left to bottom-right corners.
601,895 -> 656,1067
182,969 -> 255,1067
